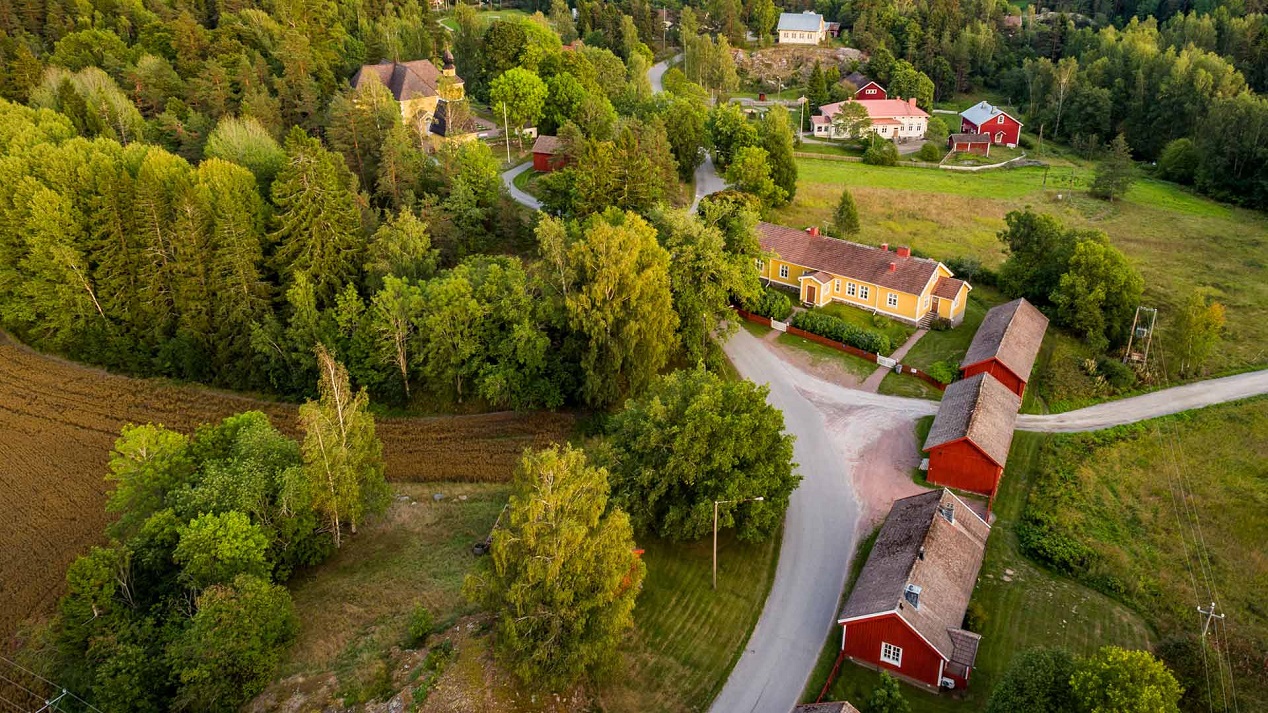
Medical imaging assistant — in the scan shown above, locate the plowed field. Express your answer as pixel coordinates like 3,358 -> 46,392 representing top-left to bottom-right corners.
0,333 -> 574,647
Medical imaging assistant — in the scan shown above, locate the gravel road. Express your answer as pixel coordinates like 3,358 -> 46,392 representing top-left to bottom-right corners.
1018,368 -> 1268,432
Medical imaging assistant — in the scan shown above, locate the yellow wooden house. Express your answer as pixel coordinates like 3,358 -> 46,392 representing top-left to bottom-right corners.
756,222 -> 971,327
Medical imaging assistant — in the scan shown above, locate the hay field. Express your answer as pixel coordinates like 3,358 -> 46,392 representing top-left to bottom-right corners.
0,333 -> 573,647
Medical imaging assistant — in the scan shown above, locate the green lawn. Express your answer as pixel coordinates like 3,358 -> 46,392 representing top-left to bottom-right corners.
817,302 -> 916,352
600,531 -> 781,712
1017,399 -> 1268,710
776,331 -> 878,380
801,430 -> 1154,712
877,285 -> 1008,400
774,157 -> 1268,379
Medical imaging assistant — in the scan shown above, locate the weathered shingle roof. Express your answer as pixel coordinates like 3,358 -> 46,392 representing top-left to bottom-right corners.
932,277 -> 967,300
531,134 -> 562,155
923,373 -> 1021,466
960,298 -> 1049,380
840,489 -> 990,662
960,101 -> 1022,128
778,11 -> 825,31
758,222 -> 941,296
352,60 -> 458,102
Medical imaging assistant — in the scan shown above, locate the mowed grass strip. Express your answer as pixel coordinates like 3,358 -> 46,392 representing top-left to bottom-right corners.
777,157 -> 1268,373
599,531 -> 780,713
801,430 -> 1152,712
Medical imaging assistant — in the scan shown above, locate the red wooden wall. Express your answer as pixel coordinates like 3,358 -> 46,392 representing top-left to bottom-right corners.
962,358 -> 1026,397
842,613 -> 944,688
926,439 -> 1003,497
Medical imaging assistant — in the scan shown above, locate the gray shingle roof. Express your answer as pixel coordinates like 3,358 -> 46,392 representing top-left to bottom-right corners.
960,298 -> 1049,380
923,373 -> 1022,466
840,489 -> 990,662
778,11 -> 824,32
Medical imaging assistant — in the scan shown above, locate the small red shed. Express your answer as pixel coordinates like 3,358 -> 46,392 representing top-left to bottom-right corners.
959,101 -> 1023,148
855,80 -> 887,100
947,133 -> 991,155
960,298 -> 1049,398
923,373 -> 1021,499
531,134 -> 566,172
838,489 -> 989,692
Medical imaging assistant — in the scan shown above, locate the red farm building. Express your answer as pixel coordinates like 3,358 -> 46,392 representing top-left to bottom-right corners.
959,101 -> 1023,148
531,134 -> 566,172
948,133 -> 991,155
837,489 -> 989,693
923,373 -> 1021,500
960,298 -> 1049,398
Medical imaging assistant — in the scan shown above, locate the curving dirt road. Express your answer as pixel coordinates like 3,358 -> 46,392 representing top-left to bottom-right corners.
1017,369 -> 1268,433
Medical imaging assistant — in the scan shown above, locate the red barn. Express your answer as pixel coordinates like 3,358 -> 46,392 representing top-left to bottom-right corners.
948,133 -> 991,155
959,101 -> 1023,148
838,489 -> 989,692
960,298 -> 1049,398
923,373 -> 1021,500
531,134 -> 566,172
855,80 -> 887,100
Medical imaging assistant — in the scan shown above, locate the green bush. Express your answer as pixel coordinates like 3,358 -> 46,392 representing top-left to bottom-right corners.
789,310 -> 892,354
915,142 -> 944,162
1095,357 -> 1136,391
927,360 -> 958,384
405,604 -> 433,648
862,137 -> 898,166
743,286 -> 793,321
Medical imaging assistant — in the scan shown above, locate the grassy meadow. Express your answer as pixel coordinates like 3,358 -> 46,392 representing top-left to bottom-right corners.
773,157 -> 1268,376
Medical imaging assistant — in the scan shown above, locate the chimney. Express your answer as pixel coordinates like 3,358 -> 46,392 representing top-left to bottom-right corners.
897,246 -> 911,258
888,261 -> 897,272
808,226 -> 820,236
880,242 -> 888,252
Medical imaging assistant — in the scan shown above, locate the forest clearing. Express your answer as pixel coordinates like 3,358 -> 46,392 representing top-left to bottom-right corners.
0,332 -> 573,647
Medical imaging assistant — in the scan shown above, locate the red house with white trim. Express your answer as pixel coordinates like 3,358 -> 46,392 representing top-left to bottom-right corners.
855,80 -> 887,100
959,101 -> 1023,148
922,373 -> 1021,500
960,298 -> 1049,398
838,489 -> 989,692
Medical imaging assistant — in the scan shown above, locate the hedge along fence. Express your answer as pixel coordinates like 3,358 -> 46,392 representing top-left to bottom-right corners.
733,308 -> 948,391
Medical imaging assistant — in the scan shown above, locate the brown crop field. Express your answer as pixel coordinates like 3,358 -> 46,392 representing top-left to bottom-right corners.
0,332 -> 574,649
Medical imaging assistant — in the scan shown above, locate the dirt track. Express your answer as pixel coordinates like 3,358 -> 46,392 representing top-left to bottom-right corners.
0,334 -> 573,647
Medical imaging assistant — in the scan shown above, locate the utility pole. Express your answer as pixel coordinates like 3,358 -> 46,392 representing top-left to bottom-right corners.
501,101 -> 511,163
713,496 -> 764,590
1198,602 -> 1225,639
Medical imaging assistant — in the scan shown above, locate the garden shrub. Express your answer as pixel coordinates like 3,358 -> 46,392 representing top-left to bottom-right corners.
927,360 -> 958,384
743,286 -> 793,321
916,142 -> 944,162
789,310 -> 892,354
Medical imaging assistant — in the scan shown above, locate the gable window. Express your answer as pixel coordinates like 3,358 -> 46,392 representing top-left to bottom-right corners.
859,285 -> 870,301
846,283 -> 857,297
779,264 -> 789,279
881,642 -> 903,667
887,293 -> 899,308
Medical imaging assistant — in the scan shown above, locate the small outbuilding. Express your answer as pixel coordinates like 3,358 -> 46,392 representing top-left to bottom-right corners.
960,298 -> 1049,397
530,135 -> 566,172
923,373 -> 1021,499
838,489 -> 989,692
948,133 -> 991,155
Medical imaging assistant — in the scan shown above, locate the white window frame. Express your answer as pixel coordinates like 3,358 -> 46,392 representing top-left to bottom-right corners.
887,292 -> 899,308
779,264 -> 789,279
846,283 -> 857,297
881,642 -> 903,666
860,285 -> 870,301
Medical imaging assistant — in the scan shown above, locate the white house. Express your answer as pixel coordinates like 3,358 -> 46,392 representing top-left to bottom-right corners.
812,97 -> 930,141
777,11 -> 826,44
